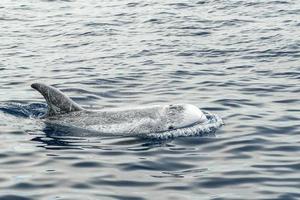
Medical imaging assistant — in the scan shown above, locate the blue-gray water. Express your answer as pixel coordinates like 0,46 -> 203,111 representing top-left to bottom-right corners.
1,0 -> 300,199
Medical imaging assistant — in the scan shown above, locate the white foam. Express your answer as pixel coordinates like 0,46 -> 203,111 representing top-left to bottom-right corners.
145,111 -> 224,139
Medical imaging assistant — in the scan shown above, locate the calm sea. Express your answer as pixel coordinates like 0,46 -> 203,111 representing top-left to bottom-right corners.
0,0 -> 299,199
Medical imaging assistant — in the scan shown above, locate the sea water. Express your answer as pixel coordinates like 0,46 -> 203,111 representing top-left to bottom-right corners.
0,0 -> 299,199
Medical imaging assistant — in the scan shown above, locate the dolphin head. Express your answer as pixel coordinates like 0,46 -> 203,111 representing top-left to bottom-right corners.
164,104 -> 207,130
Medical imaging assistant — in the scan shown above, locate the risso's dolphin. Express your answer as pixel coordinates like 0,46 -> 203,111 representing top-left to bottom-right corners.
31,83 -> 223,139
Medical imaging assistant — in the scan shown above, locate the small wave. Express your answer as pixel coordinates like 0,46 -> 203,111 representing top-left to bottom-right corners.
0,103 -> 47,118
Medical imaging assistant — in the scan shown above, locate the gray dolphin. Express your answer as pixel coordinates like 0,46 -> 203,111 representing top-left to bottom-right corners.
31,83 -> 222,138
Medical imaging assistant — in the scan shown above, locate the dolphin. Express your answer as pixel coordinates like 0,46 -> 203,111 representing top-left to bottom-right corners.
31,83 -> 223,138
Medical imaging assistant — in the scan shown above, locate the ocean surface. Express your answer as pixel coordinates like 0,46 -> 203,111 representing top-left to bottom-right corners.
1,0 -> 300,199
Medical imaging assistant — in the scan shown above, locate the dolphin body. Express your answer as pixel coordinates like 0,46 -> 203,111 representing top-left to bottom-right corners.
31,83 -> 221,138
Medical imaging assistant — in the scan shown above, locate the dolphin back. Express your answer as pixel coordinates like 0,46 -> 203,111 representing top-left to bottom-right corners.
31,83 -> 83,116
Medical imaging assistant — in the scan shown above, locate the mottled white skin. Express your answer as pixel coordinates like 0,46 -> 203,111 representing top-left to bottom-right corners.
32,83 -> 211,137
46,104 -> 207,136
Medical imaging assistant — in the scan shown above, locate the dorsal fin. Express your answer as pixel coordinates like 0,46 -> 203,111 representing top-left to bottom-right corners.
31,83 -> 83,116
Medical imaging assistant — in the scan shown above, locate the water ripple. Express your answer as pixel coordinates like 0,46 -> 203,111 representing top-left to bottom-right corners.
0,0 -> 300,199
